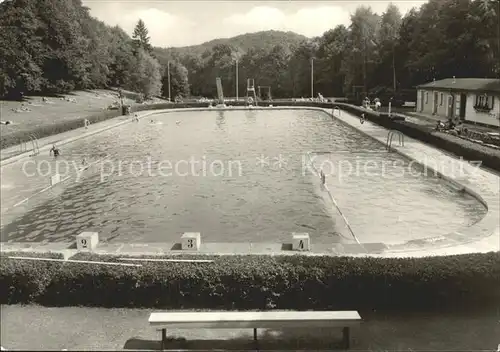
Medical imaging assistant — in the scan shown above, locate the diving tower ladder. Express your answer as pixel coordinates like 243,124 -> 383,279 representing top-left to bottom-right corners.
246,79 -> 258,106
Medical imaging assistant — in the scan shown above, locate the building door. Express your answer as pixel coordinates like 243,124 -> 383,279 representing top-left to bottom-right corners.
433,92 -> 438,114
447,95 -> 454,118
419,91 -> 424,112
459,93 -> 466,120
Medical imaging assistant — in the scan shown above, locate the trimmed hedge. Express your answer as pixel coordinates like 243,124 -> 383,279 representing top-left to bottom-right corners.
0,251 -> 64,304
1,251 -> 499,311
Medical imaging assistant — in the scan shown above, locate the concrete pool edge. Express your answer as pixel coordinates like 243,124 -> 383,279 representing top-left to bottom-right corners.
1,106 -> 498,258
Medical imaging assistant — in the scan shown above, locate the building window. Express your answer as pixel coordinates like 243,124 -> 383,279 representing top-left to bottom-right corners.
440,93 -> 443,105
474,94 -> 494,111
425,92 -> 428,104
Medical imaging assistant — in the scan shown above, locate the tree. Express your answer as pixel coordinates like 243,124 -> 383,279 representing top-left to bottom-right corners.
342,7 -> 381,98
0,0 -> 45,97
315,25 -> 349,97
162,61 -> 190,100
132,19 -> 152,54
107,26 -> 136,87
129,49 -> 162,98
378,4 -> 402,93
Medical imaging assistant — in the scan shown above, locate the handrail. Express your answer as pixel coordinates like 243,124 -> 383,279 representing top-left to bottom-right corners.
19,139 -> 27,153
386,130 -> 404,151
28,134 -> 40,156
28,135 -> 35,156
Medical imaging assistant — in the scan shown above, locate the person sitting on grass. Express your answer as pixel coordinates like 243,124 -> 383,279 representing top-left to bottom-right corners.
435,120 -> 445,131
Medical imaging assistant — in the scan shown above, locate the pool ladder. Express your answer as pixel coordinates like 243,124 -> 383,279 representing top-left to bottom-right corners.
332,105 -> 341,116
27,134 -> 40,156
386,130 -> 404,151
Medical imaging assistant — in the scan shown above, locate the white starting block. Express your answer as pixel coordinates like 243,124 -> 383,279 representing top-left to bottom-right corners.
292,233 -> 311,251
76,232 -> 99,251
181,232 -> 201,251
50,173 -> 61,186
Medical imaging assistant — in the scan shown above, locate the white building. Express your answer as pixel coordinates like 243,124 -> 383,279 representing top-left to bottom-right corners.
416,78 -> 500,127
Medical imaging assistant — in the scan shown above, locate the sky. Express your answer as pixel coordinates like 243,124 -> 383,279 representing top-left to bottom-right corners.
83,1 -> 427,48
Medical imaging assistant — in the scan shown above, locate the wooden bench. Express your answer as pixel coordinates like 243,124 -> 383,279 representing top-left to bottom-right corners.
149,310 -> 362,350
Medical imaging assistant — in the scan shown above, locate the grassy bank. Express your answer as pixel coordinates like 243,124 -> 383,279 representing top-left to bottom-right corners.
0,89 -> 166,150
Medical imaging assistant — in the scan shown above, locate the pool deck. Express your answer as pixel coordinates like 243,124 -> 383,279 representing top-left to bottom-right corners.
1,106 -> 498,258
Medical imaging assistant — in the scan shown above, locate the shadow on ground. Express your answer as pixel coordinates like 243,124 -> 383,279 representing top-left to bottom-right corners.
123,328 -> 346,351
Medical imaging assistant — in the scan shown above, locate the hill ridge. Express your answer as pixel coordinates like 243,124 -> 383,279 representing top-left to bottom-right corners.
154,30 -> 309,59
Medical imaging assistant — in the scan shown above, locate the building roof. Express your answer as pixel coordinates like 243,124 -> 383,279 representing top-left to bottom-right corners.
417,78 -> 500,93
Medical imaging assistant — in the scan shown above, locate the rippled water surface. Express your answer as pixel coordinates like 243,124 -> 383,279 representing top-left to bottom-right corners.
0,109 -> 485,244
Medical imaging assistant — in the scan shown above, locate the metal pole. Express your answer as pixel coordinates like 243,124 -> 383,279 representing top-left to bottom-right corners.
236,59 -> 239,101
497,0 -> 500,78
311,58 -> 314,99
167,61 -> 171,102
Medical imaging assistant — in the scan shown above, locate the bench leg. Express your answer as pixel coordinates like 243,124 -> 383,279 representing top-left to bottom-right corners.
253,328 -> 259,350
161,328 -> 167,351
342,327 -> 350,349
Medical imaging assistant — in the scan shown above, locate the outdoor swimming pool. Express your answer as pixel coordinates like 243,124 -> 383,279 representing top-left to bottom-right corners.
0,109 -> 486,245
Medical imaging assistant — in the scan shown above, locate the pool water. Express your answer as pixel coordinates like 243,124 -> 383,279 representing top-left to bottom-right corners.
0,109 -> 486,244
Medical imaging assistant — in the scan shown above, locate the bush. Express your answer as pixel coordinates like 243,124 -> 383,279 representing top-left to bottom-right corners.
1,252 -> 499,311
0,251 -> 64,304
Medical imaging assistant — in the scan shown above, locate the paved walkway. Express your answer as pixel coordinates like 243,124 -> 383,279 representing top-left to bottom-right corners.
1,305 -> 498,351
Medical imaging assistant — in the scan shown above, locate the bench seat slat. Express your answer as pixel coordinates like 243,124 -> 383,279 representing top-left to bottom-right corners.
149,311 -> 361,329
152,320 -> 360,329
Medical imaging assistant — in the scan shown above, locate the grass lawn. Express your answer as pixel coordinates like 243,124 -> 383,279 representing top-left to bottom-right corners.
1,305 -> 499,351
0,90 -> 132,137
0,90 -> 167,138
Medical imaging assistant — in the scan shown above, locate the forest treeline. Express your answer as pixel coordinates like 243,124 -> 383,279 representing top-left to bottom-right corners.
0,0 -> 498,102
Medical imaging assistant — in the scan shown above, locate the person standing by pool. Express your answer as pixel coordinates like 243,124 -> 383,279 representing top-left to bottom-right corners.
49,145 -> 60,158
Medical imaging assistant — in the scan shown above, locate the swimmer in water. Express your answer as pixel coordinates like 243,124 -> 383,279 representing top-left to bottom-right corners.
320,169 -> 326,185
49,145 -> 60,158
360,113 -> 365,124
150,119 -> 154,123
